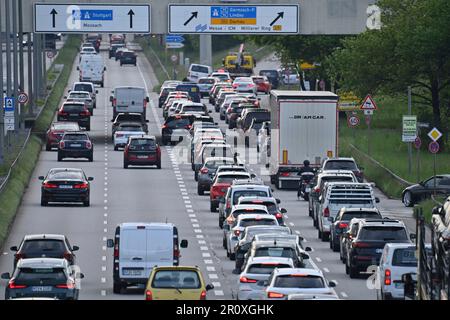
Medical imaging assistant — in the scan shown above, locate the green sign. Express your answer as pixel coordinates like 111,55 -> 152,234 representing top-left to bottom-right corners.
402,115 -> 417,142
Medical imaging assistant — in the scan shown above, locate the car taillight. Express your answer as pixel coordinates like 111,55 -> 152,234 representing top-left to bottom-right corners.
338,222 -> 349,229
314,187 -> 320,193
80,110 -> 91,116
385,269 -> 391,286
162,124 -> 168,129
59,141 -> 65,149
14,253 -> 25,260
58,110 -> 68,116
74,182 -> 89,189
280,172 -> 290,177
323,207 -> 330,217
63,251 -> 73,262
352,242 -> 370,248
275,213 -> 283,219
56,281 -> 75,289
174,243 -> 180,258
8,281 -> 27,289
112,98 -> 117,106
113,244 -> 119,257
145,290 -> 153,300
200,168 -> 209,174
43,182 -> 58,189
240,277 -> 257,283
268,291 -> 284,299
86,141 -> 92,149
234,230 -> 241,237
185,125 -> 192,129
200,290 -> 207,300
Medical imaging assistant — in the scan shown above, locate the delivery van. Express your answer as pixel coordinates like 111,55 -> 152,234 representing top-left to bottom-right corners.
110,86 -> 150,119
78,54 -> 106,87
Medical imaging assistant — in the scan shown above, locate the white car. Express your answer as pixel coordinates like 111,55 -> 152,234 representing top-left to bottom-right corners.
225,211 -> 277,260
237,257 -> 295,300
210,71 -> 232,82
79,46 -> 97,62
376,243 -> 429,300
113,124 -> 146,150
260,268 -> 337,300
232,77 -> 257,94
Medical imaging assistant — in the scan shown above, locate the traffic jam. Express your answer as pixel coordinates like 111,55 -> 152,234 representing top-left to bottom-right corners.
0,34 -> 420,301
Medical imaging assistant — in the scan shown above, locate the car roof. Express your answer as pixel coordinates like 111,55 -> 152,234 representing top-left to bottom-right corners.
152,266 -> 201,272
359,218 -> 405,227
252,240 -> 297,248
319,170 -> 356,176
129,135 -> 156,140
339,207 -> 381,213
237,213 -> 275,221
49,167 -> 83,173
247,256 -> 295,265
273,268 -> 323,277
119,222 -> 175,230
231,180 -> 267,188
17,258 -> 68,268
69,91 -> 90,94
324,157 -> 356,162
238,196 -> 276,203
232,204 -> 269,212
217,165 -> 246,170
216,171 -> 250,177
205,156 -> 234,162
23,234 -> 66,241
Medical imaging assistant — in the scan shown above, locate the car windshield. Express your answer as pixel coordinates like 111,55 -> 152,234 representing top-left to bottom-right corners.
217,175 -> 248,184
260,70 -> 278,77
119,125 -> 142,132
117,115 -> 142,122
199,78 -> 215,84
15,268 -> 67,286
324,161 -> 357,170
240,219 -> 277,228
248,264 -> 291,274
214,74 -> 230,81
123,52 -> 135,57
358,227 -> 408,241
73,84 -> 93,92
151,270 -> 201,289
21,240 -> 66,255
392,248 -> 417,267
69,93 -> 90,99
49,171 -> 84,180
341,212 -> 382,221
233,191 -> 269,204
62,104 -> 84,112
274,275 -> 325,288
165,118 -> 191,128
53,124 -> 79,131
182,105 -> 204,112
255,247 -> 296,259
63,134 -> 88,141
246,112 -> 270,122
130,139 -> 156,151
191,65 -> 209,73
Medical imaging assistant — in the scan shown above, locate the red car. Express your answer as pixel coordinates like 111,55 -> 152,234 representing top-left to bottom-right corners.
251,76 -> 272,94
123,135 -> 161,169
210,171 -> 252,212
45,122 -> 80,151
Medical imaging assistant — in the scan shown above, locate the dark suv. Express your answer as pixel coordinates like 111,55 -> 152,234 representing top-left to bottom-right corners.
111,113 -> 148,137
123,135 -> 161,169
330,208 -> 382,252
320,158 -> 364,182
161,115 -> 194,145
120,50 -> 137,66
58,132 -> 93,162
57,102 -> 91,131
343,218 -> 413,278
237,109 -> 270,132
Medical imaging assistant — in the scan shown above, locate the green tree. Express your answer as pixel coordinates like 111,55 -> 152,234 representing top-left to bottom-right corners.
327,0 -> 450,138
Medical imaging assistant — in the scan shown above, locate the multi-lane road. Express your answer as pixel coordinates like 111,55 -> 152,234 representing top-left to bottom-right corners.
0,46 -> 415,300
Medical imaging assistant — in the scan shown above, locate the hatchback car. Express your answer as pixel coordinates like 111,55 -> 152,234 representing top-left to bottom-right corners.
113,122 -> 146,150
65,91 -> 94,115
251,76 -> 272,94
45,122 -> 80,151
161,115 -> 194,145
1,258 -> 83,300
10,234 -> 79,268
57,102 -> 91,131
401,175 -> 450,207
145,266 -> 214,300
39,168 -> 93,207
57,132 -> 93,162
123,135 -> 161,169
120,50 -> 137,66
197,157 -> 240,195
210,171 -> 252,211
232,77 -> 257,94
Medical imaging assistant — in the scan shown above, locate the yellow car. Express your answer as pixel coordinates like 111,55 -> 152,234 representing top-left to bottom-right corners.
144,266 -> 214,300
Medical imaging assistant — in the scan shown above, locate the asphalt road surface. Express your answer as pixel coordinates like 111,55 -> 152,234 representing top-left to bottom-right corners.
0,49 -> 414,300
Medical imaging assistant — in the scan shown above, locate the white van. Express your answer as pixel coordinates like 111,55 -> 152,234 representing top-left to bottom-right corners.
107,222 -> 188,293
110,86 -> 150,119
187,64 -> 213,83
78,54 -> 106,87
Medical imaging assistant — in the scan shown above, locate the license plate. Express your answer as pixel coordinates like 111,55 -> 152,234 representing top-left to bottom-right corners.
123,269 -> 142,276
305,187 -> 311,192
71,144 -> 82,147
59,185 -> 73,189
137,155 -> 148,159
32,286 -> 52,292
69,114 -> 78,117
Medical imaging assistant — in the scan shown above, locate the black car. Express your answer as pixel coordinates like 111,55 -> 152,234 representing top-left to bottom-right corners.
2,258 -> 82,300
343,219 -> 412,278
158,86 -> 176,108
329,208 -> 382,252
120,50 -> 137,66
109,43 -> 125,59
402,175 -> 450,207
10,234 -> 79,268
58,132 -> 93,162
39,168 -> 93,207
238,109 -> 270,132
259,69 -> 280,89
123,135 -> 161,169
161,115 -> 194,145
57,102 -> 91,131
111,113 -> 148,138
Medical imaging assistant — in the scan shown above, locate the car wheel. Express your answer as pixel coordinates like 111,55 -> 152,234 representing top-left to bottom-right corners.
220,114 -> 225,120
210,202 -> 216,212
349,263 -> 358,279
123,161 -> 129,169
114,146 -> 118,151
86,124 -> 91,131
157,161 -> 161,169
197,186 -> 204,196
223,237 -> 227,249
332,238 -> 340,252
88,154 -> 93,162
113,281 -> 123,294
41,197 -> 48,206
403,191 -> 414,207
194,171 -> 198,181
318,228 -> 322,239
83,199 -> 90,207
57,153 -> 63,162
162,138 -> 168,146
225,118 -> 229,124
322,232 -> 330,242
101,82 -> 104,88
345,261 -> 350,274
308,207 -> 313,217
313,217 -> 318,228
45,144 -> 52,151
229,252 -> 236,261
219,216 -> 224,229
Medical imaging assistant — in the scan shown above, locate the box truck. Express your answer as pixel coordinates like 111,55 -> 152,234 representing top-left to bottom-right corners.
269,91 -> 339,189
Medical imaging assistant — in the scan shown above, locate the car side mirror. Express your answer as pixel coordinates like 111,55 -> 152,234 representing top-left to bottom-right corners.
38,176 -> 45,180
276,198 -> 281,204
328,281 -> 337,288
410,233 -> 416,240
146,97 -> 150,103
251,174 -> 256,179
96,90 -> 99,94
88,177 -> 94,181
68,90 -> 71,93
215,122 -> 218,125
180,239 -> 188,248
104,67 -> 107,71
281,208 -> 287,214
76,66 -> 79,71
110,119 -> 114,123
10,246 -> 18,252
72,246 -> 79,252
206,284 -> 214,291
304,247 -> 312,252
77,273 -> 85,279
1,273 -> 11,280
106,239 -> 114,248
301,252 -> 310,260
219,198 -> 225,204
375,197 -> 380,203
64,96 -> 67,99
146,120 -> 149,123
109,96 -> 113,102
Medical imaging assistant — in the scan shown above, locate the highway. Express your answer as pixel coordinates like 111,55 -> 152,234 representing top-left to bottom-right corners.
0,47 -> 415,300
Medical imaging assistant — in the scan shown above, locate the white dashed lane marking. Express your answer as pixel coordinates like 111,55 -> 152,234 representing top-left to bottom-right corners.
341,292 -> 348,298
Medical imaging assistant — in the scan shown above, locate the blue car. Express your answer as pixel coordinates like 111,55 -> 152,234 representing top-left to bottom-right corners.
175,83 -> 201,103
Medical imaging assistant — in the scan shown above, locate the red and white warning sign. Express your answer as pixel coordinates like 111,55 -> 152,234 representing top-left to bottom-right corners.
360,94 -> 378,111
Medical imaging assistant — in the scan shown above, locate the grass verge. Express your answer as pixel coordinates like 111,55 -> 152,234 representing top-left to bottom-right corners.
416,196 -> 447,223
0,36 -> 80,248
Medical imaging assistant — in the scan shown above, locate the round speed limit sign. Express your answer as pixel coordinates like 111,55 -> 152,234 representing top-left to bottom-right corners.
18,92 -> 29,104
347,115 -> 360,127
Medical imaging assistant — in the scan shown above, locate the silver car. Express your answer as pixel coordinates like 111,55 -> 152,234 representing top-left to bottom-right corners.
65,91 -> 94,114
237,257 -> 295,300
196,157 -> 239,195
